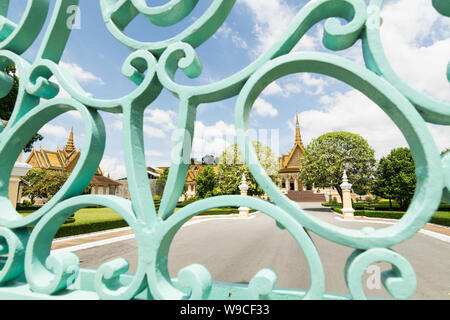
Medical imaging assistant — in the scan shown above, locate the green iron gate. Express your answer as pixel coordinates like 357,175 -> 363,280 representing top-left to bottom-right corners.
0,0 -> 448,300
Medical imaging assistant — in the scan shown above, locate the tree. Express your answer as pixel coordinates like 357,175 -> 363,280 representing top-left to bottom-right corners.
217,141 -> 280,196
201,154 -> 218,165
299,132 -> 376,202
1,66 -> 43,152
372,147 -> 416,211
155,168 -> 169,196
195,165 -> 217,198
22,169 -> 69,203
22,168 -> 93,203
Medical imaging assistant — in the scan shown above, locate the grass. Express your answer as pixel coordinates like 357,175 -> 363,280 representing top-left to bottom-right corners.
331,207 -> 450,227
20,208 -> 128,238
18,205 -> 256,238
322,200 -> 450,212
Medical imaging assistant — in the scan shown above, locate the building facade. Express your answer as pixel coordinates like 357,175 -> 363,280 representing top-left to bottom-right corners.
24,127 -> 120,199
278,113 -> 305,192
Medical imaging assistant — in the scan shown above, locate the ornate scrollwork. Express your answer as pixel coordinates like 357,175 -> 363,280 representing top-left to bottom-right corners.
362,0 -> 450,125
345,248 -> 416,300
0,0 -> 447,300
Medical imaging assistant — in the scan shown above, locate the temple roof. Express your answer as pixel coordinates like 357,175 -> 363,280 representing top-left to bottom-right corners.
63,127 -> 76,155
25,127 -> 102,176
90,175 -> 121,186
279,113 -> 305,171
186,164 -> 218,183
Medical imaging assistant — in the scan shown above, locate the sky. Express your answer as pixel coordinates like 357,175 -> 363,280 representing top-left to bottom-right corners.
7,0 -> 450,179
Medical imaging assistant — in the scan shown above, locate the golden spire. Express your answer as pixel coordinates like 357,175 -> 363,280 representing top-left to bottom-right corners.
64,126 -> 75,154
295,112 -> 303,144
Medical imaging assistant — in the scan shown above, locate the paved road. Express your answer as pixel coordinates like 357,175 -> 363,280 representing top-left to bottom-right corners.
72,203 -> 450,300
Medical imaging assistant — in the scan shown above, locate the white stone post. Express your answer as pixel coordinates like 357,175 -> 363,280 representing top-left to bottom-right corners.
340,171 -> 355,219
9,153 -> 32,208
238,173 -> 250,216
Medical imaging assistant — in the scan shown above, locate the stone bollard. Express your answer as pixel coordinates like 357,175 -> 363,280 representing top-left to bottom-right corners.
238,173 -> 250,216
340,171 -> 355,219
9,152 -> 32,209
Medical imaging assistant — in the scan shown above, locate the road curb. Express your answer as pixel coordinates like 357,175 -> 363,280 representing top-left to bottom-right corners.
51,212 -> 259,252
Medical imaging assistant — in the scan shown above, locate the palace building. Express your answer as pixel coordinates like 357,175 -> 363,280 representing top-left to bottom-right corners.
278,113 -> 305,192
278,113 -> 326,202
25,127 -> 121,197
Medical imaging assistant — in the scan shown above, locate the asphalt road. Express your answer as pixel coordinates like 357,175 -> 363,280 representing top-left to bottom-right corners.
73,203 -> 450,300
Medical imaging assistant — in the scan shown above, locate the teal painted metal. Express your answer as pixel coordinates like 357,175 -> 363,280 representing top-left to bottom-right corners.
0,0 -> 447,300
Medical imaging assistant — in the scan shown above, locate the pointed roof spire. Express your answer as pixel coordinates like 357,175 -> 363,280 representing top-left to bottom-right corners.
64,126 -> 75,154
295,112 -> 303,145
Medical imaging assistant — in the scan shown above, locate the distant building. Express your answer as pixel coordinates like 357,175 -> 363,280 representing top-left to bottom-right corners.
117,166 -> 162,199
24,127 -> 120,199
278,113 -> 326,202
278,113 -> 305,192
156,164 -> 218,200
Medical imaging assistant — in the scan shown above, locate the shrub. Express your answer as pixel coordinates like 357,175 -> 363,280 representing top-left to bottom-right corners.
331,207 -> 450,227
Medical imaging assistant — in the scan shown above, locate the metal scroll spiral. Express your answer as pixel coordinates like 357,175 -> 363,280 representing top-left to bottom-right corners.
0,0 -> 447,300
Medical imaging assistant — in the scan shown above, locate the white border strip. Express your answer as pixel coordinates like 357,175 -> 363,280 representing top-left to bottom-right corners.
51,233 -> 136,254
53,226 -> 133,243
334,216 -> 450,243
51,213 -> 258,254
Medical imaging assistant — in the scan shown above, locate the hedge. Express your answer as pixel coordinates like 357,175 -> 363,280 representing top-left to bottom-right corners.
54,219 -> 129,238
21,202 -> 256,238
322,201 -> 450,212
331,207 -> 450,227
24,208 -> 129,239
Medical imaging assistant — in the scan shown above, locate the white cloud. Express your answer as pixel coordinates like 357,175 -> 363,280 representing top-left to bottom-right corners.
237,0 -> 298,56
253,98 -> 278,117
214,22 -> 248,49
261,81 -> 284,96
427,124 -> 450,153
297,73 -> 329,95
146,149 -> 164,157
50,60 -> 105,99
297,89 -> 409,159
379,0 -> 450,102
144,108 -> 177,131
231,33 -> 248,49
59,61 -> 105,85
111,120 -> 123,131
214,23 -> 232,38
260,73 -> 330,99
39,123 -> 68,138
100,155 -> 127,180
191,120 -> 236,158
65,110 -> 82,120
296,88 -> 450,159
143,125 -> 166,139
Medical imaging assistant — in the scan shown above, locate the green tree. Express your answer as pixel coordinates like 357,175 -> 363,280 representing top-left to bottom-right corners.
299,132 -> 376,202
155,168 -> 169,196
372,147 -> 416,211
22,169 -> 93,203
217,141 -> 280,196
22,169 -> 69,203
1,66 -> 43,152
372,157 -> 396,210
195,165 -> 217,198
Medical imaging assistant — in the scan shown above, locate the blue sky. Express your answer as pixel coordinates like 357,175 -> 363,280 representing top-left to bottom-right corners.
8,0 -> 450,179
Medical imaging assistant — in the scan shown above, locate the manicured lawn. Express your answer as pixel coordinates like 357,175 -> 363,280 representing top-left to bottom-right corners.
19,206 -> 255,238
20,207 -> 128,238
331,207 -> 450,227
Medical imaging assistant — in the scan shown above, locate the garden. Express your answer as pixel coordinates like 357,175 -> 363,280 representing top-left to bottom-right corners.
322,199 -> 450,227
18,198 -> 256,239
